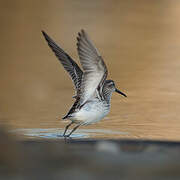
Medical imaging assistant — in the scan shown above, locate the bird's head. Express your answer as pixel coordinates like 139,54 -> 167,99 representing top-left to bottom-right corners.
105,80 -> 127,97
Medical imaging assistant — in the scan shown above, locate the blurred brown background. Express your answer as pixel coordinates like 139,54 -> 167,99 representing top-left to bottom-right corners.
0,0 -> 180,140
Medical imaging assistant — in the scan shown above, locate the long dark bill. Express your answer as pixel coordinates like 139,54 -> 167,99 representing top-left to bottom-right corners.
115,89 -> 127,97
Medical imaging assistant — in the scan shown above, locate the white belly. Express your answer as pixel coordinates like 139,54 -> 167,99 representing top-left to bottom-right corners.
70,100 -> 110,125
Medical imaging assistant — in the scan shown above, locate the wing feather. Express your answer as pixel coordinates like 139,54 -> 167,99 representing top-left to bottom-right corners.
42,31 -> 83,96
77,30 -> 108,106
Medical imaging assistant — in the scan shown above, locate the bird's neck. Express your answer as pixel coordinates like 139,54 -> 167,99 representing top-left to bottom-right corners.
103,88 -> 113,104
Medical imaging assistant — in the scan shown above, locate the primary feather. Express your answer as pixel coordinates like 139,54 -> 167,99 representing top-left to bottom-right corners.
77,30 -> 108,106
42,31 -> 83,97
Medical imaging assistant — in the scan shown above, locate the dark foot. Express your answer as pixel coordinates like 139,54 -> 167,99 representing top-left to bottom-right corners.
63,134 -> 71,138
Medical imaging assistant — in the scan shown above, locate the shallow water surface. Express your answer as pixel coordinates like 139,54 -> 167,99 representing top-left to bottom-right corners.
10,128 -> 128,139
1,0 -> 180,140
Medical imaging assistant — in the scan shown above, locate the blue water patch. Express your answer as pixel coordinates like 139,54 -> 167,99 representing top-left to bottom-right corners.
10,128 -> 128,139
10,128 -> 87,139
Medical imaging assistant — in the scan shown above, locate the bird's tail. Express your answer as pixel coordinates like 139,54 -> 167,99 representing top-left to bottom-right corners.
62,114 -> 73,120
62,115 -> 68,120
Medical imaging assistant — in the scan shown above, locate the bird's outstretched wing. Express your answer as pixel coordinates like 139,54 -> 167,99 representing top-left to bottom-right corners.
42,31 -> 83,97
77,30 -> 108,106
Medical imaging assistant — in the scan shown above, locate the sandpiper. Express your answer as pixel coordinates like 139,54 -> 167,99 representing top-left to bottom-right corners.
42,29 -> 127,137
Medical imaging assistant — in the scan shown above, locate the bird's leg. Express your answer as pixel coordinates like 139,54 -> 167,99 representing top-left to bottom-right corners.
63,122 -> 74,137
65,124 -> 81,137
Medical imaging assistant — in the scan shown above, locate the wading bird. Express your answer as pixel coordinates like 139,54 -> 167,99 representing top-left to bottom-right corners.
42,30 -> 127,137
